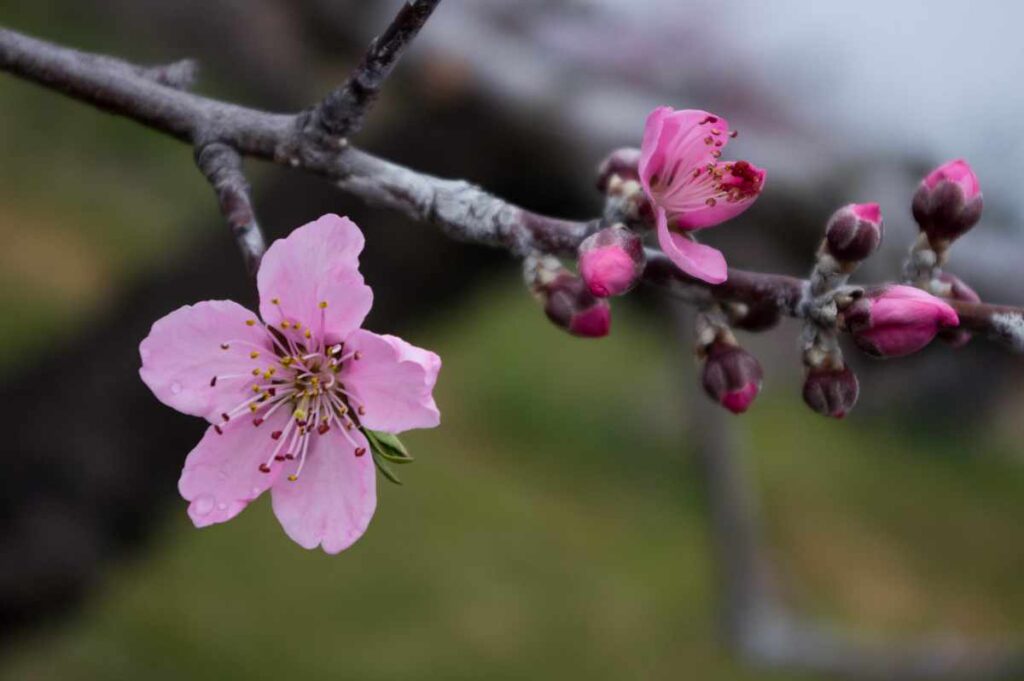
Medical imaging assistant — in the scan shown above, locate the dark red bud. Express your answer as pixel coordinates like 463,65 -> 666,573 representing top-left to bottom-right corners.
542,273 -> 611,338
825,203 -> 883,262
802,366 -> 860,419
701,342 -> 763,414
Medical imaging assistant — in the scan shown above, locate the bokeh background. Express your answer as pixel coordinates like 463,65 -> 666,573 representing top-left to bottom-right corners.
2,1 -> 1024,679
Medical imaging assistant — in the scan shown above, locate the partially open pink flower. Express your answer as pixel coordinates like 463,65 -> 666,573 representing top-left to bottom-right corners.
639,106 -> 766,284
139,214 -> 440,554
578,225 -> 646,297
841,285 -> 959,358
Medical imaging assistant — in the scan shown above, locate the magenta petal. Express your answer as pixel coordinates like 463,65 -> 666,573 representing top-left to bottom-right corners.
257,214 -> 373,344
341,329 -> 441,434
656,210 -> 728,284
271,428 -> 377,554
139,300 -> 271,423
178,413 -> 289,528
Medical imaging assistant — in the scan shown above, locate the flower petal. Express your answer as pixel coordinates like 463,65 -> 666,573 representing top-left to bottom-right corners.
640,107 -> 728,200
271,428 -> 377,554
139,300 -> 272,423
341,329 -> 441,434
656,209 -> 728,284
257,214 -> 373,344
178,412 -> 289,528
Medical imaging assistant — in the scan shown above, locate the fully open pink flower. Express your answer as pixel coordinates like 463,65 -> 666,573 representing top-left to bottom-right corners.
139,214 -> 441,554
639,106 -> 766,284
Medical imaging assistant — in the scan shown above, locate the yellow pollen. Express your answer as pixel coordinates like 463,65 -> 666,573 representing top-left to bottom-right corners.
288,474 -> 297,482
271,297 -> 280,305
293,408 -> 307,421
245,320 -> 256,327
281,357 -> 294,367
249,404 -> 258,413
252,385 -> 261,393
251,368 -> 261,376
281,321 -> 291,329
319,301 -> 328,309
268,367 -> 276,375
250,351 -> 260,359
304,329 -> 312,339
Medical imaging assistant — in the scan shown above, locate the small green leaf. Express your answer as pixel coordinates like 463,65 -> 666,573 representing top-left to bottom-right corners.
364,429 -> 414,464
371,451 -> 403,485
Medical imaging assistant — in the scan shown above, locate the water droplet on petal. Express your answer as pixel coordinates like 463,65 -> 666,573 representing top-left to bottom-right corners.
170,381 -> 183,394
193,494 -> 215,516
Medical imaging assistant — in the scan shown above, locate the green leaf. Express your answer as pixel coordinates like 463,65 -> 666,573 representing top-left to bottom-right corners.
364,429 -> 414,464
371,451 -> 403,485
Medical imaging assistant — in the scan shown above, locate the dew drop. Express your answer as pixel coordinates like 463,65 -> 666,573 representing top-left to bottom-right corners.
193,494 -> 215,516
170,381 -> 183,394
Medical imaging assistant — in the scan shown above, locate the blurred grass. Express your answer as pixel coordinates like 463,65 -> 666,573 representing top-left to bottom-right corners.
2,281 -> 1023,680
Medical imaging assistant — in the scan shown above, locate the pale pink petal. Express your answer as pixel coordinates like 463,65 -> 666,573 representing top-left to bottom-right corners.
670,162 -> 766,230
139,300 -> 271,423
271,428 -> 377,554
341,329 -> 441,434
257,214 -> 373,344
640,107 -> 726,200
656,209 -> 728,284
178,411 -> 290,528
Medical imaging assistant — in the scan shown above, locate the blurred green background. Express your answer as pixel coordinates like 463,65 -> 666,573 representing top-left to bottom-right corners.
2,2 -> 1024,679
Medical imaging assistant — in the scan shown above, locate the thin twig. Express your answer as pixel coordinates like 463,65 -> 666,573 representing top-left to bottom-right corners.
1,24 -> 1023,352
305,0 -> 443,140
195,142 -> 266,276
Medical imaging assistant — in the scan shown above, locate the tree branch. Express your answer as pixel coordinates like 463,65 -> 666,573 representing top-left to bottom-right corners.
307,0 -> 443,139
195,142 -> 266,276
1,23 -> 1022,352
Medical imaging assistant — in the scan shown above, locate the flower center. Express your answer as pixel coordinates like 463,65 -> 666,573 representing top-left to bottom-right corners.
212,299 -> 368,482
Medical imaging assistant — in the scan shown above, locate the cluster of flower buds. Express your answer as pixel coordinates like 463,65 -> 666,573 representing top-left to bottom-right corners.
578,224 -> 646,297
595,148 -> 650,225
838,285 -> 959,358
525,253 -> 610,338
912,159 -> 983,249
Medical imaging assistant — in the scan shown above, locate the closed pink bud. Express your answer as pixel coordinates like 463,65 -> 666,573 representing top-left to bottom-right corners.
701,342 -> 763,414
936,272 -> 980,348
825,203 -> 883,262
802,366 -> 860,419
578,225 -> 646,297
542,273 -> 611,338
842,285 -> 959,358
912,159 -> 983,243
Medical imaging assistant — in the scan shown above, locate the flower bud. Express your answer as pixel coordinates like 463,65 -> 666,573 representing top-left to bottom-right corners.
578,225 -> 646,297
596,147 -> 641,193
935,272 -> 980,348
840,285 -> 959,358
824,203 -> 883,263
911,159 -> 983,244
701,341 -> 763,414
802,366 -> 859,419
542,273 -> 611,338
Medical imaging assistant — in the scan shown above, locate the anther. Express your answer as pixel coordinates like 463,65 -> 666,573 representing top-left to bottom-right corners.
319,301 -> 328,309
274,455 -> 286,462
354,447 -> 366,457
729,130 -> 739,138
220,343 -> 230,350
358,406 -> 366,416
271,297 -> 280,305
250,351 -> 260,359
210,376 -> 218,387
259,463 -> 272,473
288,474 -> 298,482
710,150 -> 722,158
253,417 -> 264,427
245,320 -> 256,327
281,321 -> 291,329
214,425 -> 223,435
354,351 -> 362,360
317,423 -> 330,435
271,430 -> 283,440
706,198 -> 717,207
221,413 -> 230,422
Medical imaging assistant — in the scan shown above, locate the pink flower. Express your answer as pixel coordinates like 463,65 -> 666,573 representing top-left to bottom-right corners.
639,106 -> 766,284
139,214 -> 441,554
577,225 -> 646,297
842,285 -> 960,358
